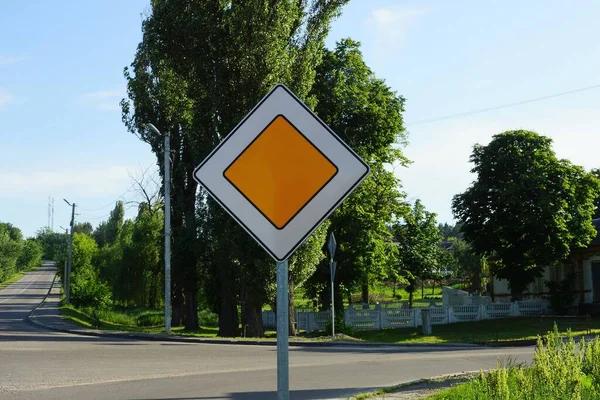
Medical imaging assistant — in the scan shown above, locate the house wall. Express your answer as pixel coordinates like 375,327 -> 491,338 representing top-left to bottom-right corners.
492,264 -> 559,301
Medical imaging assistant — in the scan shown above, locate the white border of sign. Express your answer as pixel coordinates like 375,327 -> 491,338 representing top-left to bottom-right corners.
194,84 -> 370,261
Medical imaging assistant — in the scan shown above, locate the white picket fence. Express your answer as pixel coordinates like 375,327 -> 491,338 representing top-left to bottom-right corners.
262,299 -> 549,332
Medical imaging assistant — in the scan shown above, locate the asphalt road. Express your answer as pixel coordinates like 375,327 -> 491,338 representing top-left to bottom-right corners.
0,263 -> 535,400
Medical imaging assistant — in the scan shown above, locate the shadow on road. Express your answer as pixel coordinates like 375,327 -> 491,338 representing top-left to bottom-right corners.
130,387 -> 372,400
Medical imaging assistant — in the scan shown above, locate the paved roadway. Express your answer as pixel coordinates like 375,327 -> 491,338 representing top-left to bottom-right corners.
0,263 -> 534,400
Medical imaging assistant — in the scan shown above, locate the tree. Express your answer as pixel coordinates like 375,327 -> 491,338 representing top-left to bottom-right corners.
70,233 -> 111,309
592,169 -> 600,219
74,222 -> 93,236
106,201 -> 125,246
394,200 -> 441,308
307,39 -> 408,306
18,239 -> 43,271
438,223 -> 462,242
452,130 -> 600,299
0,223 -> 24,282
450,239 -> 486,294
122,0 -> 350,333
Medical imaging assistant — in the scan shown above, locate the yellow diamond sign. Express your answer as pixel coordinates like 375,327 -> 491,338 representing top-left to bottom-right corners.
224,115 -> 338,229
194,84 -> 369,262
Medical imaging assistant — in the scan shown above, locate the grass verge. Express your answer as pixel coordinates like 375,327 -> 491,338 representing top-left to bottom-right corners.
333,316 -> 600,344
425,327 -> 600,399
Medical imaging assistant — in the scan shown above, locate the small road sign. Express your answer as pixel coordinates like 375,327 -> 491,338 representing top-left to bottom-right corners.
194,84 -> 369,262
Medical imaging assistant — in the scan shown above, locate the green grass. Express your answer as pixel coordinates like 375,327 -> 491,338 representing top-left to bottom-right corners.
0,271 -> 27,290
425,328 -> 600,399
0,265 -> 42,290
349,316 -> 600,344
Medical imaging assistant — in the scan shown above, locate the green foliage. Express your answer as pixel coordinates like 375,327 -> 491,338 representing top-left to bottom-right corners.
453,130 -> 600,297
35,227 -> 68,262
545,272 -> 577,314
450,239 -> 487,294
592,169 -> 600,219
394,200 -> 441,307
122,0 -> 350,332
70,232 -> 111,309
429,328 -> 600,399
306,39 -> 408,306
18,239 -> 43,271
0,222 -> 24,282
73,222 -> 93,236
70,264 -> 112,309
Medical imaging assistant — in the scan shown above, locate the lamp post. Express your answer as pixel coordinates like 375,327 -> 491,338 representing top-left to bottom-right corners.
147,123 -> 171,334
63,199 -> 75,304
59,225 -> 69,295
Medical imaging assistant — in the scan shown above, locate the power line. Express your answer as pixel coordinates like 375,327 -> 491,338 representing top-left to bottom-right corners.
407,84 -> 600,126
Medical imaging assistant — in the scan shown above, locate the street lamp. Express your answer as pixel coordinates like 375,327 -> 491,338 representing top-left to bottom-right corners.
63,199 -> 75,304
147,123 -> 171,334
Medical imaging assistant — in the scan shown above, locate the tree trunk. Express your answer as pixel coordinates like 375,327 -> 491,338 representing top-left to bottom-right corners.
431,280 -> 435,295
240,284 -> 264,338
409,290 -> 414,309
361,284 -> 369,304
421,280 -> 424,299
171,284 -> 184,327
184,287 -> 199,330
219,282 -> 239,337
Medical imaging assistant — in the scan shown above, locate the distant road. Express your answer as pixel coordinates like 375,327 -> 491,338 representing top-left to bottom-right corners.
0,263 -> 534,400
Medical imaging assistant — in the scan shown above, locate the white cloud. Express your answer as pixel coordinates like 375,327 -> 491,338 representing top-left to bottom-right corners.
0,56 -> 22,66
80,88 -> 125,111
366,6 -> 430,49
0,166 -> 133,199
0,89 -> 14,109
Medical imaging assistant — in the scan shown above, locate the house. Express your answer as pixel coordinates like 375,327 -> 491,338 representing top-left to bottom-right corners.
490,219 -> 600,307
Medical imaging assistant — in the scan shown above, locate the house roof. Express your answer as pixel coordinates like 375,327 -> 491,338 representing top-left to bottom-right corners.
591,219 -> 600,247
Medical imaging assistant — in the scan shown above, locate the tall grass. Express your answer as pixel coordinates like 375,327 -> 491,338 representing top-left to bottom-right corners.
430,326 -> 600,399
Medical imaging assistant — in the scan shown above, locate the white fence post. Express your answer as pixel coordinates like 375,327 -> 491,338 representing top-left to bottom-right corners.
478,304 -> 488,320
448,306 -> 456,323
510,302 -> 520,317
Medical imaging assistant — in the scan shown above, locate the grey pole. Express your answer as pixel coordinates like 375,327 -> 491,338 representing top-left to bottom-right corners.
276,260 -> 289,400
60,226 -> 68,294
147,123 -> 171,334
327,233 -> 337,339
63,199 -> 75,304
330,261 -> 335,339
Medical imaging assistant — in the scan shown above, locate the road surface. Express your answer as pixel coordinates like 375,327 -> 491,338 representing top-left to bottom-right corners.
0,263 -> 534,399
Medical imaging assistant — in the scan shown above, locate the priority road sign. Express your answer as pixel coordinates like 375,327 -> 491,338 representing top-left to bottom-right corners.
194,84 -> 369,262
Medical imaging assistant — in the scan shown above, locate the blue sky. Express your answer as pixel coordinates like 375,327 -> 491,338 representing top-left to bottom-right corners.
1,1 -> 600,238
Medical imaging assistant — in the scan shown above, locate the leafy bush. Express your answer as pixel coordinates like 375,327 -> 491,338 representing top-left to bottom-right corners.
199,309 -> 218,327
545,273 -> 577,314
70,265 -> 112,309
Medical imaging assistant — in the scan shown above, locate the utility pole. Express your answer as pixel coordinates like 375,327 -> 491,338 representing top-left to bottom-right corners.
147,123 -> 171,334
60,226 -> 69,294
63,199 -> 76,304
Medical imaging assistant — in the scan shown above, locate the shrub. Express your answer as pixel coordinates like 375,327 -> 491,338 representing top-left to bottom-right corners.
70,265 -> 112,309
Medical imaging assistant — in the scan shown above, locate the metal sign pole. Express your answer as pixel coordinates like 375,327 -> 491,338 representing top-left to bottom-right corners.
276,260 -> 289,400
327,233 -> 337,340
330,261 -> 335,339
